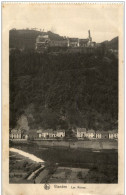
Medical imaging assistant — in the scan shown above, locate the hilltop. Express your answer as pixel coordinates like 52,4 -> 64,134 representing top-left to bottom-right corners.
9,29 -> 118,50
101,37 -> 118,50
9,29 -> 65,49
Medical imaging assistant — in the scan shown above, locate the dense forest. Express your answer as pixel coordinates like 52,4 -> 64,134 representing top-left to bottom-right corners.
101,37 -> 118,50
9,50 -> 118,132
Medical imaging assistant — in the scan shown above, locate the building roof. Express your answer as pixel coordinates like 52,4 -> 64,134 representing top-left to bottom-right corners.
77,128 -> 86,132
57,130 -> 65,133
79,39 -> 89,43
36,35 -> 49,43
87,129 -> 95,133
50,40 -> 67,43
37,129 -> 43,133
37,35 -> 49,39
37,129 -> 65,134
69,38 -> 78,42
52,131 -> 57,134
11,129 -> 21,134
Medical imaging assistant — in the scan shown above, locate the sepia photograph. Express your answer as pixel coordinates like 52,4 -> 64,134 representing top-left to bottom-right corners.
2,2 -> 124,195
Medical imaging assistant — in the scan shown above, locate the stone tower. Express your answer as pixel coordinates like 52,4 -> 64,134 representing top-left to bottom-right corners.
88,30 -> 92,42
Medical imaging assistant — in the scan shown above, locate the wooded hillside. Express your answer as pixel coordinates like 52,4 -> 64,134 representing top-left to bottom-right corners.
9,51 -> 118,131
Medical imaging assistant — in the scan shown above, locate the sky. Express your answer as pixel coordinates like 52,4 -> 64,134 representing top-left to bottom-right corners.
3,3 -> 121,42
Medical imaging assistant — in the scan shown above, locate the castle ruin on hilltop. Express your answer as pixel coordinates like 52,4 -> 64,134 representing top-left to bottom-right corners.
35,30 -> 96,53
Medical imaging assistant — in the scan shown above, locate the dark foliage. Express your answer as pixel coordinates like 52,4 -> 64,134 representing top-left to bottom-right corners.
9,29 -> 65,50
9,51 -> 118,130
101,37 -> 118,50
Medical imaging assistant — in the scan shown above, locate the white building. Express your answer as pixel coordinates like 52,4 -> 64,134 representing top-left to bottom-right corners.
76,128 -> 87,138
96,131 -> 102,139
35,35 -> 50,51
10,129 -> 22,139
10,129 -> 28,140
48,129 -> 56,138
86,129 -> 95,139
37,129 -> 65,139
37,129 -> 49,138
57,130 -> 65,138
108,130 -> 118,139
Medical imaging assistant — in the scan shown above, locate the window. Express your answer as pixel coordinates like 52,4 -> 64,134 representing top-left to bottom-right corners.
39,134 -> 41,138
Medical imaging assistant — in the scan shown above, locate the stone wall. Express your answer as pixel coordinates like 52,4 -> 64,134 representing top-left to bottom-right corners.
32,140 -> 118,150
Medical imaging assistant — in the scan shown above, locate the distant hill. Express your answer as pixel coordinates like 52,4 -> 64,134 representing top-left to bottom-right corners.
101,37 -> 118,50
9,29 -> 64,49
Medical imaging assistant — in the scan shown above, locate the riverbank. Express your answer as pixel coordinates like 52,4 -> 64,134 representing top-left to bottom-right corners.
10,139 -> 118,150
9,150 -> 91,184
9,151 -> 44,183
34,139 -> 118,150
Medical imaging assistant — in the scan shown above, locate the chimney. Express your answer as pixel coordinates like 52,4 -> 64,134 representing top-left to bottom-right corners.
88,30 -> 91,39
88,30 -> 92,42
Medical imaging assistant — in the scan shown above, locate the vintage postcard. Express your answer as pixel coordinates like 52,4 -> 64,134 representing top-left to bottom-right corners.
2,2 -> 124,195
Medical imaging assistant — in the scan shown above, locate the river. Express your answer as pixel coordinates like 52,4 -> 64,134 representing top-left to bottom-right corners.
9,143 -> 118,183
10,147 -> 44,163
